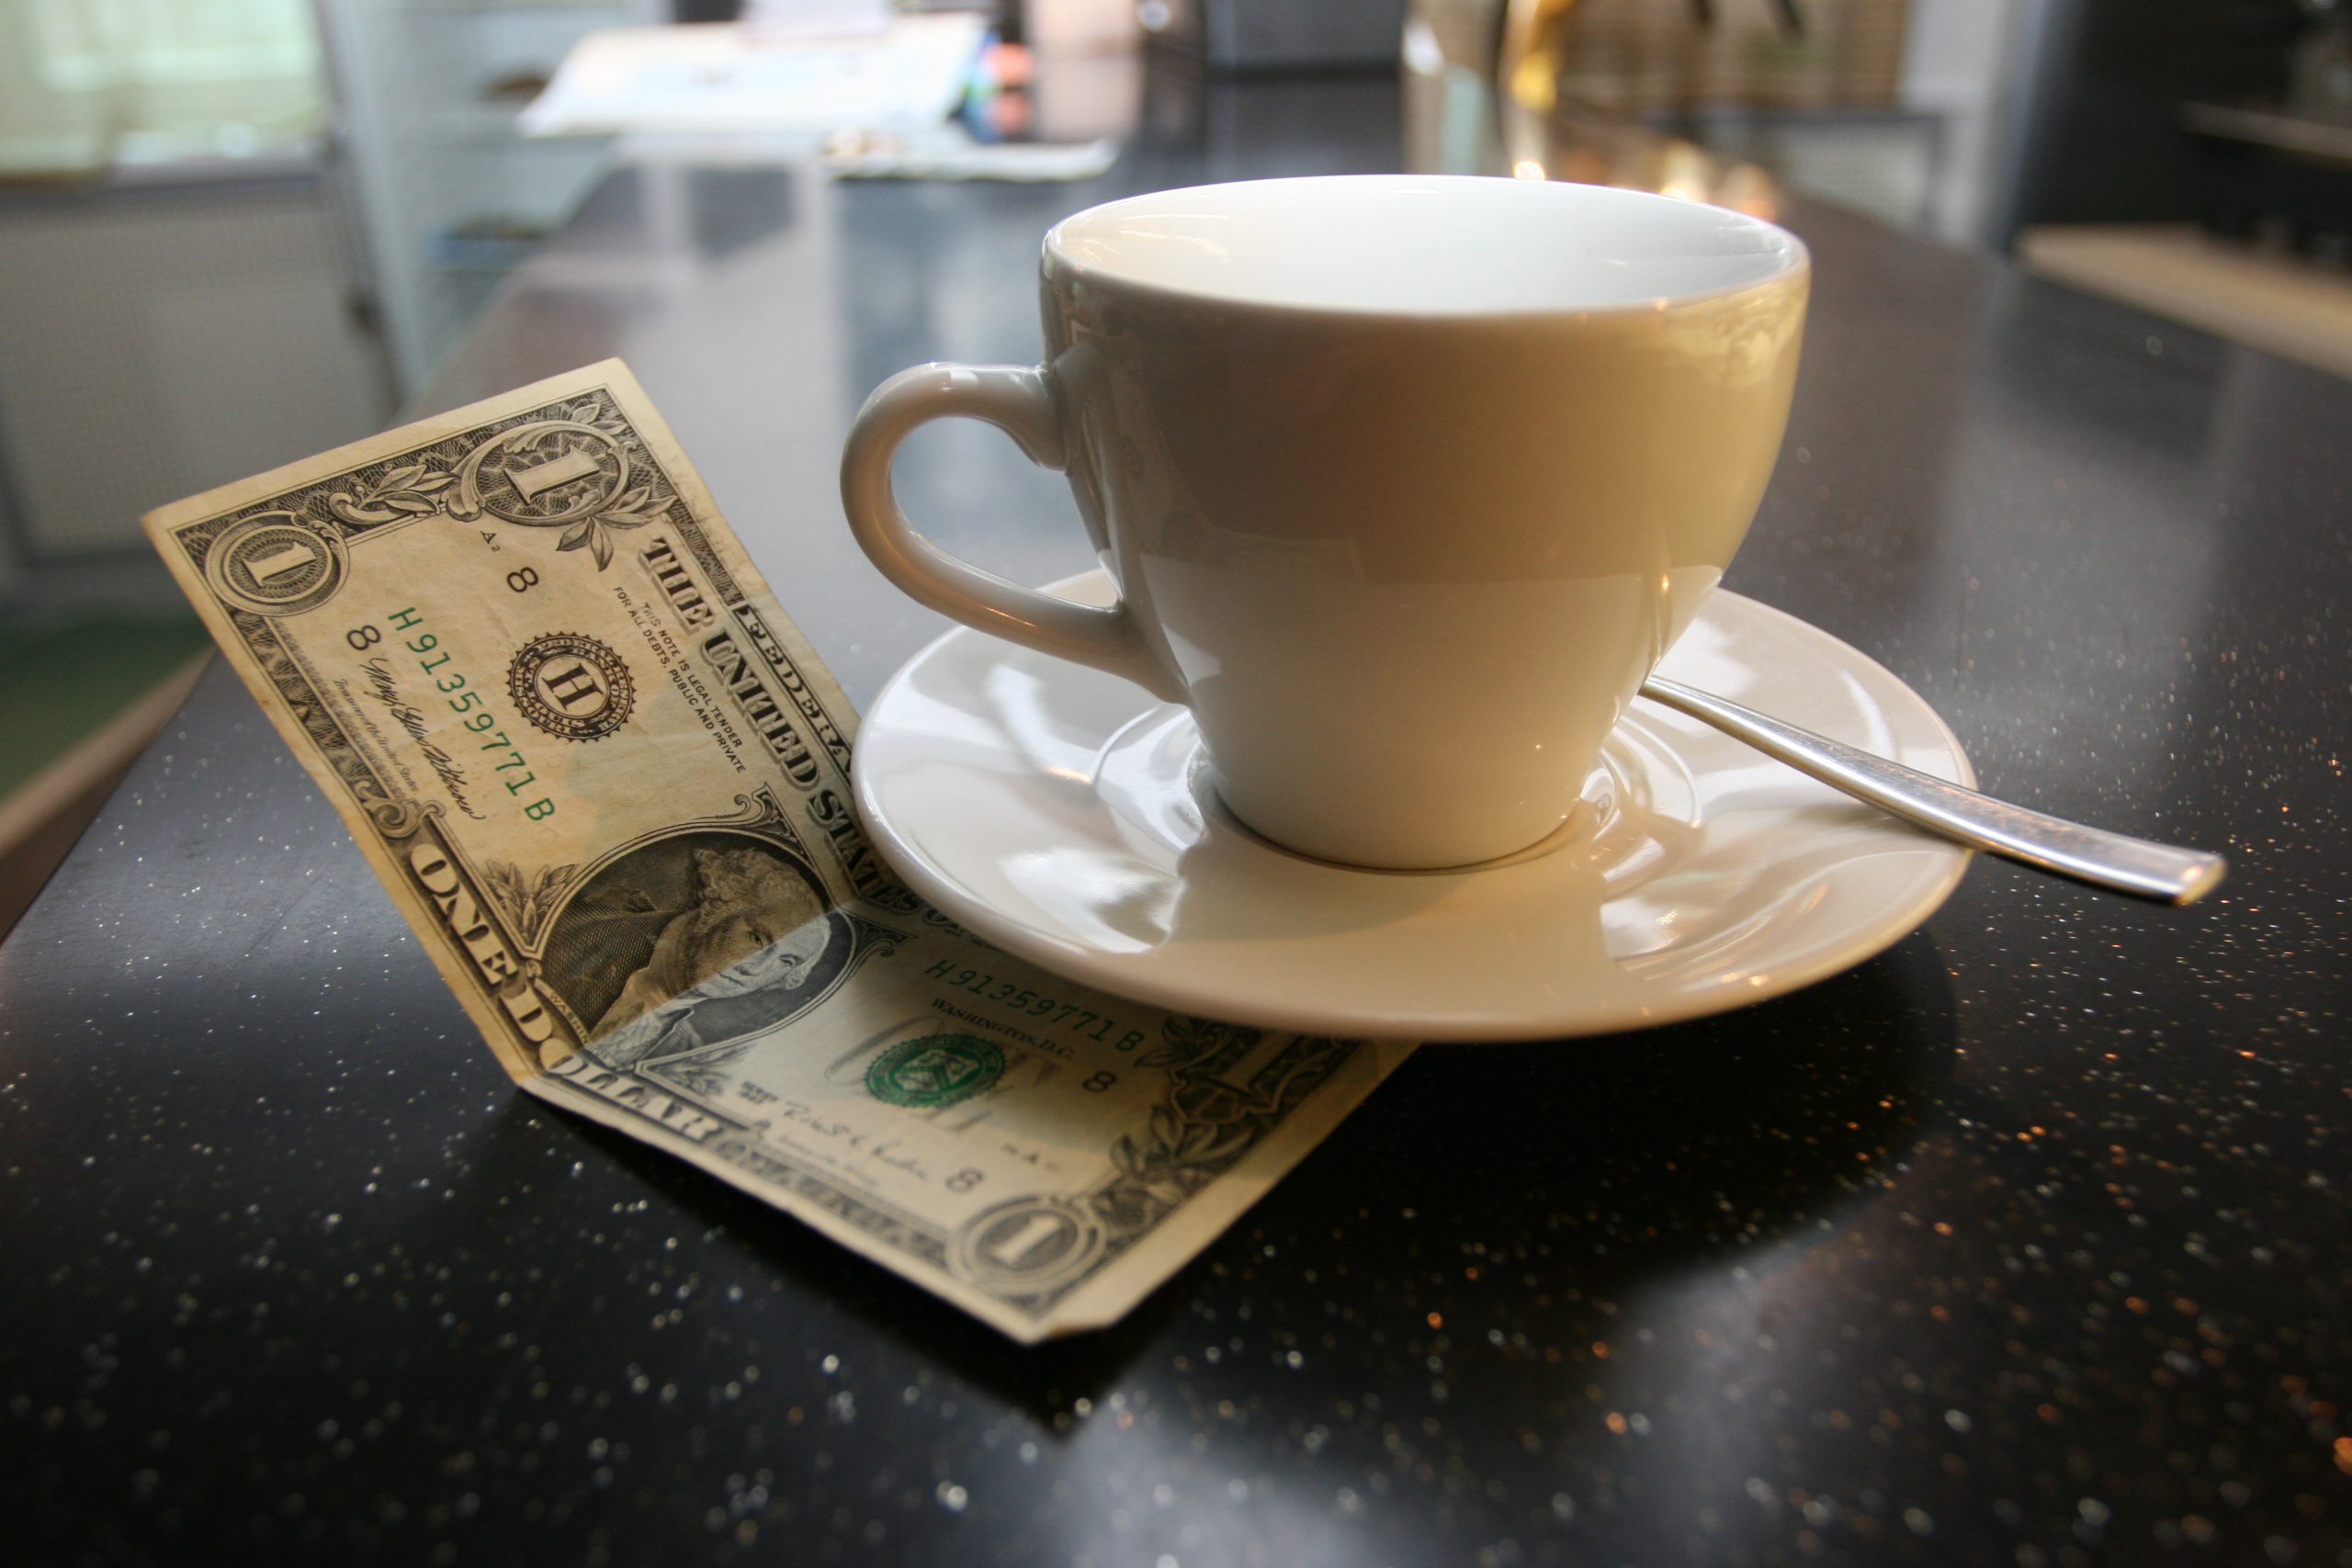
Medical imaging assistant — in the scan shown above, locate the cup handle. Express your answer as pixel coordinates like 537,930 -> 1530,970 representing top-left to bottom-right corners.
841,363 -> 1183,702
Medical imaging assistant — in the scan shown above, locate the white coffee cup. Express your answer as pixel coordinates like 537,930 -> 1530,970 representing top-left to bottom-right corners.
842,175 -> 1808,869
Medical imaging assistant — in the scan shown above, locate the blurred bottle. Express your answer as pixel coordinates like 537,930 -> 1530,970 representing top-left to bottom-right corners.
1401,0 -> 1510,172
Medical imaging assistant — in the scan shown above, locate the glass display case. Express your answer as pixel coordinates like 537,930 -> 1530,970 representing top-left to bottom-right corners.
315,0 -> 663,395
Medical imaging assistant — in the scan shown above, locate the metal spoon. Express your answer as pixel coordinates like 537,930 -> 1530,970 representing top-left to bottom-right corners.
1637,676 -> 2227,905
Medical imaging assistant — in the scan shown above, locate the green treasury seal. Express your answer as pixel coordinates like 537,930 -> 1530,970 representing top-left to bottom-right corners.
865,1032 -> 1005,1110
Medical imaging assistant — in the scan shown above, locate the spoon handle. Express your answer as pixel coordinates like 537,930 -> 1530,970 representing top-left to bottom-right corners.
1637,676 -> 2227,905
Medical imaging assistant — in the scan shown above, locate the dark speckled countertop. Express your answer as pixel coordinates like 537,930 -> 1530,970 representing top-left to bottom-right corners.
6,73 -> 2348,1568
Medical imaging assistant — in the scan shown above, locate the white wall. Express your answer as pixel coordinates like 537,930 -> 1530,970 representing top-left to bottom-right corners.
1900,0 -> 2030,243
0,175 -> 392,559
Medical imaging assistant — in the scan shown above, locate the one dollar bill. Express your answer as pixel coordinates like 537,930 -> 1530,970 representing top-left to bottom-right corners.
141,362 -> 1411,1341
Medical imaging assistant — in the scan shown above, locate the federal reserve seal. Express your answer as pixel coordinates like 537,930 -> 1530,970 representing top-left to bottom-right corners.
865,1032 -> 1005,1110
508,632 -> 634,741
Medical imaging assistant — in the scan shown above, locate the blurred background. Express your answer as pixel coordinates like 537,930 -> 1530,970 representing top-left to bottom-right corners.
0,0 -> 2344,929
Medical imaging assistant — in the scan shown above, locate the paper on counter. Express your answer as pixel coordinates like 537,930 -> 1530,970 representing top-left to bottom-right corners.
520,14 -> 986,139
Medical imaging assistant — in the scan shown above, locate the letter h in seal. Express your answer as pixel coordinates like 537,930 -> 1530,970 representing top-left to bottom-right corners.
510,632 -> 635,740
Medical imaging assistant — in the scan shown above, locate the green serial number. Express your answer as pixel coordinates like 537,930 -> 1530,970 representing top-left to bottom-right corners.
347,607 -> 555,821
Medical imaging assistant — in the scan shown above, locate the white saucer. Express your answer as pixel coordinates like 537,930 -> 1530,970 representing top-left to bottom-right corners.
854,574 -> 1973,1042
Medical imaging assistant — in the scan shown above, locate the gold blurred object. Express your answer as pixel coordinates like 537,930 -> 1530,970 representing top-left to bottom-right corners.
1502,0 -> 1577,114
1501,0 -> 1910,115
1521,107 -> 1783,220
1401,0 -> 1788,219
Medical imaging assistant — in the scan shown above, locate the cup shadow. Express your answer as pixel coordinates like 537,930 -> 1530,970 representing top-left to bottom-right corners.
506,927 -> 1955,1425
1261,925 -> 1962,1285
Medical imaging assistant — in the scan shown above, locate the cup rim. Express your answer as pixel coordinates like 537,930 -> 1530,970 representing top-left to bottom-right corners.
1042,173 -> 1810,321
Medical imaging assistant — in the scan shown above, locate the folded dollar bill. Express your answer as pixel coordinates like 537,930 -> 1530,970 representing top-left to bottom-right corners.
142,361 -> 1412,1340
